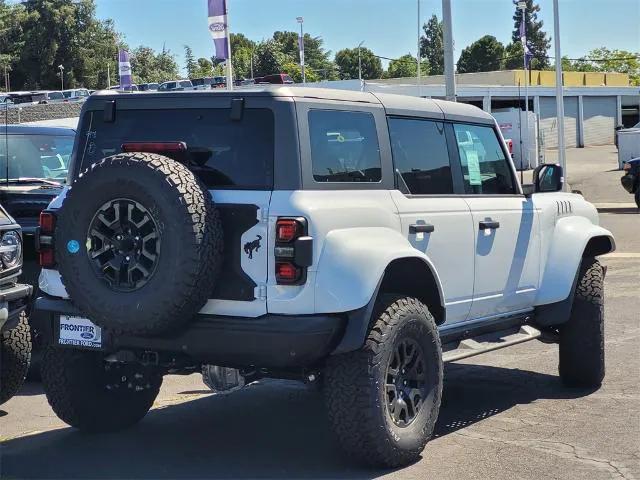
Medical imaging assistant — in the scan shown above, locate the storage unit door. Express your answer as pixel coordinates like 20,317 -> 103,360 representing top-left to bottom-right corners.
539,97 -> 579,148
583,96 -> 617,146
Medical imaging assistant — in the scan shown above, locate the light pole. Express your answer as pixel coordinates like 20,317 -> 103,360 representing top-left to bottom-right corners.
297,16 -> 306,84
358,40 -> 365,87
417,0 -> 421,96
58,65 -> 65,91
518,0 -> 530,169
553,0 -> 566,182
442,0 -> 456,101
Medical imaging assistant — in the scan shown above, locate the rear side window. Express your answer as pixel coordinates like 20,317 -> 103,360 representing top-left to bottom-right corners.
309,110 -> 381,183
388,117 -> 453,194
79,108 -> 274,189
453,123 -> 515,194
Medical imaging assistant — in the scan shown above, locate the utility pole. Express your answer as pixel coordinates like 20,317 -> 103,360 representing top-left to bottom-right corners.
442,0 -> 456,101
107,63 -> 111,89
297,17 -> 306,84
553,0 -> 566,181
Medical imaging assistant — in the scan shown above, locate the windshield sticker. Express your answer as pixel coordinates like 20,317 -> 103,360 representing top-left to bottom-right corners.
466,150 -> 482,186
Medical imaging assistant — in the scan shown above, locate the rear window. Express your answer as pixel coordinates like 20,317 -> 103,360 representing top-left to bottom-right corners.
78,108 -> 274,189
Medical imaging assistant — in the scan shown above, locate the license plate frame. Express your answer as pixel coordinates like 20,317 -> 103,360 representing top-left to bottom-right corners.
58,315 -> 103,349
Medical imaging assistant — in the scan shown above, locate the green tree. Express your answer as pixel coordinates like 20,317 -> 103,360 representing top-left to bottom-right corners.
7,0 -> 122,89
334,47 -> 383,80
272,30 -> 336,79
193,58 -> 214,78
457,35 -> 504,73
585,48 -> 639,85
183,45 -> 197,78
232,46 -> 254,79
282,61 -> 320,83
385,54 -> 429,78
511,0 -> 551,69
420,15 -> 444,75
253,39 -> 291,78
130,45 -> 179,84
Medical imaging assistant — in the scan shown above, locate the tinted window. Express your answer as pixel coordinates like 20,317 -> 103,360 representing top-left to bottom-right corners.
0,134 -> 74,183
453,124 -> 515,194
79,108 -> 274,189
47,92 -> 64,100
389,117 -> 453,194
180,81 -> 192,88
309,110 -> 381,183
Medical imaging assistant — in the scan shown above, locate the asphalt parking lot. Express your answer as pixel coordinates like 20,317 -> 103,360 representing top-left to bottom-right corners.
1,146 -> 638,480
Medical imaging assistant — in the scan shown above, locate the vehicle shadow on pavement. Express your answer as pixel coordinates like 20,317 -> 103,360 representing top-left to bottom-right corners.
1,364 -> 596,479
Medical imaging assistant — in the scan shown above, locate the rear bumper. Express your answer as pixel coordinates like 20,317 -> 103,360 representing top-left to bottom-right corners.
34,296 -> 347,368
0,282 -> 32,332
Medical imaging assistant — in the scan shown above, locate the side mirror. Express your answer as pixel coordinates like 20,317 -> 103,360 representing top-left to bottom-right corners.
533,163 -> 564,193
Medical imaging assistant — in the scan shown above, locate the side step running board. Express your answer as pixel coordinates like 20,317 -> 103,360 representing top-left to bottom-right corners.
442,325 -> 542,363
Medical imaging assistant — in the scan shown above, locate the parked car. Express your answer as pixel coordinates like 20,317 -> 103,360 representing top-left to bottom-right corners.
157,80 -> 194,91
1,125 -> 74,375
254,73 -> 294,84
61,88 -> 90,101
138,83 -> 159,91
621,157 -> 640,208
7,91 -> 46,105
37,91 -> 65,104
0,201 -> 34,405
34,88 -> 614,468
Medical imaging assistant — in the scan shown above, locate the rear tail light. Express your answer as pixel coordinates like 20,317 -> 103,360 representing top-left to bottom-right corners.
274,218 -> 312,285
38,211 -> 56,268
275,262 -> 301,284
276,219 -> 300,243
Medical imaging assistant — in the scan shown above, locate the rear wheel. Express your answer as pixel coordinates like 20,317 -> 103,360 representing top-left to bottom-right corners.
1,312 -> 32,405
324,296 -> 443,468
41,347 -> 162,432
559,257 -> 605,388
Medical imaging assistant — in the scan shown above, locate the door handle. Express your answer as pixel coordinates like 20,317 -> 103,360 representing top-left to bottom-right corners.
409,223 -> 435,234
479,220 -> 500,230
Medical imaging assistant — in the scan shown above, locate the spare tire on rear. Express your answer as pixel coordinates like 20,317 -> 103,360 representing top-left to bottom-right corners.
55,152 -> 223,335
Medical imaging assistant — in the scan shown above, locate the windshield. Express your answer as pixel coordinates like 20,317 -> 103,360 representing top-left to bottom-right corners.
0,134 -> 74,184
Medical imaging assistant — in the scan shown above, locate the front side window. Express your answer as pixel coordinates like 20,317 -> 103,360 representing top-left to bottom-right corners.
0,134 -> 74,184
453,123 -> 515,194
309,110 -> 381,183
389,117 -> 453,195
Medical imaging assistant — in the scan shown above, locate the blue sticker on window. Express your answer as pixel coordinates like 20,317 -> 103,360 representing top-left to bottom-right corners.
67,240 -> 80,254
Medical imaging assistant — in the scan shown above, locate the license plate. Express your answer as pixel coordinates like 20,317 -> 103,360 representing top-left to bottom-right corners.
59,315 -> 102,349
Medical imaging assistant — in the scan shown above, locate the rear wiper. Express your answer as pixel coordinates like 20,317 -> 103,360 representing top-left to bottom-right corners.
5,177 -> 63,186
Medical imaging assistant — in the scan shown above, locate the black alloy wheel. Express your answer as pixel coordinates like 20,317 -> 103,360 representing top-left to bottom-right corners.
87,198 -> 160,292
386,338 -> 428,427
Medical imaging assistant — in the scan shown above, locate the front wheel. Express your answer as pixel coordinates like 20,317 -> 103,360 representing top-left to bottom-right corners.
559,257 -> 605,388
324,296 -> 443,468
1,312 -> 32,405
41,347 -> 162,432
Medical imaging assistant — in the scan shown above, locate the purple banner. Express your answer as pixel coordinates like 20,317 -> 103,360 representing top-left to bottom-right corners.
208,0 -> 229,61
118,49 -> 132,88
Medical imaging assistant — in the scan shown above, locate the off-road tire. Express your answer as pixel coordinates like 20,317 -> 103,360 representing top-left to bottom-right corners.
1,312 -> 32,405
559,257 -> 605,388
55,152 -> 223,335
324,296 -> 443,468
41,346 -> 162,432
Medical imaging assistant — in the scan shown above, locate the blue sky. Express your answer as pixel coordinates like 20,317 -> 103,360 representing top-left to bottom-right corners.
95,0 -> 639,74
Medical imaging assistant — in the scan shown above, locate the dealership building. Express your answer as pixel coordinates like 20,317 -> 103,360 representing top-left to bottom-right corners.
316,70 -> 640,149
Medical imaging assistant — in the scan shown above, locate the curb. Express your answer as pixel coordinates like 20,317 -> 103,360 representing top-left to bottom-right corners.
594,203 -> 638,214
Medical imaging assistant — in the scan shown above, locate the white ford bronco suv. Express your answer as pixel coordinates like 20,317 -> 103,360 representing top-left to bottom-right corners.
35,87 -> 615,467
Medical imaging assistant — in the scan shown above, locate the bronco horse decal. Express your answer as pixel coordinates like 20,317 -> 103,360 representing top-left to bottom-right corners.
243,235 -> 262,259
